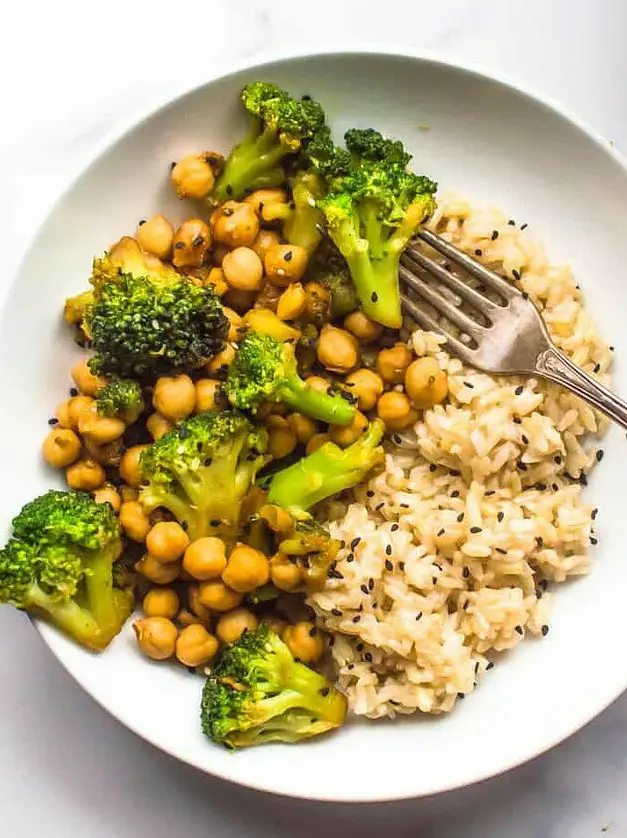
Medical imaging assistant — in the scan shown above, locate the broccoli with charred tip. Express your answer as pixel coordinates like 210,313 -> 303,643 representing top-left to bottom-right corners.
212,82 -> 328,202
139,410 -> 270,544
201,624 -> 346,748
224,331 -> 355,426
96,378 -> 144,424
0,490 -> 132,651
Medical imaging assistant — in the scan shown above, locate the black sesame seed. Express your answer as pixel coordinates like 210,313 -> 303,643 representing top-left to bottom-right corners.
192,235 -> 204,248
352,615 -> 361,623
451,490 -> 460,498
535,482 -> 547,492
463,567 -> 470,578
590,537 -> 598,545
554,455 -> 562,464
485,490 -> 495,496
375,502 -> 385,512
389,699 -> 401,707
328,636 -> 335,647
364,652 -> 373,663
515,625 -> 523,635
457,513 -> 465,522
360,584 -> 369,595
398,561 -> 405,571
512,269 -> 521,281
170,161 -> 177,171
226,184 -> 233,196
385,559 -> 393,571
328,569 -> 344,579
309,626 -> 318,637
400,503 -> 410,509
346,553 -> 355,563
486,661 -> 495,670
535,536 -> 544,549
594,363 -> 601,374
178,427 -> 189,439
457,692 -> 465,699
385,544 -> 392,556
513,416 -> 522,424
515,385 -> 524,395
449,469 -> 460,477
552,483 -> 559,492
592,508 -> 598,520
210,519 -> 220,527
462,600 -> 469,610
521,291 -> 529,301
596,449 -> 605,462
491,230 -> 499,241
174,241 -> 185,249
393,434 -> 402,444
47,417 -> 58,425
474,248 -> 482,256
429,463 -> 437,472
371,292 -> 378,303
610,346 -> 615,351
580,474 -> 588,487
347,663 -> 355,670
331,608 -> 342,617
356,643 -> 364,652
464,381 -> 475,389
432,576 -> 438,585
495,547 -> 507,555
517,461 -> 527,471
470,526 -> 482,534
366,490 -> 375,498
391,523 -> 399,532
368,578 -> 374,591
520,223 -> 528,231
351,538 -> 361,551
320,686 -> 330,696
415,612 -> 423,621
69,387 -> 78,397
541,624 -> 549,636
521,434 -> 529,445
138,218 -> 146,226
437,528 -> 445,537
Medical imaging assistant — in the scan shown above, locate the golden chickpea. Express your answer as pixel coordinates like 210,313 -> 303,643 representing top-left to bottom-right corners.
171,154 -> 215,200
286,413 -> 317,445
78,403 -> 126,445
183,537 -> 227,580
376,391 -> 418,431
206,343 -> 236,375
133,617 -> 178,661
146,521 -> 190,563
71,359 -> 107,397
93,485 -> 121,512
152,374 -> 196,422
304,281 -> 330,323
172,219 -> 211,268
251,229 -> 281,261
222,247 -> 263,292
66,458 -> 105,491
120,485 -> 139,503
317,325 -> 359,373
306,432 -> 330,455
135,554 -> 181,585
222,544 -> 270,594
177,608 -> 203,628
223,306 -> 246,343
268,426 -> 298,459
119,500 -> 151,542
264,244 -> 308,287
194,379 -> 221,414
244,188 -> 288,216
345,368 -> 384,412
276,283 -> 306,320
136,214 -> 174,259
344,310 -> 383,343
216,608 -> 259,645
42,427 -> 81,468
197,580 -> 243,612
188,585 -> 213,625
375,344 -> 414,385
270,553 -> 303,592
146,412 -> 174,441
143,588 -> 180,619
212,201 -> 259,248
282,621 -> 324,663
119,445 -> 150,488
405,357 -> 449,408
204,266 -> 228,296
83,437 -> 124,468
176,624 -> 220,667
305,375 -> 330,394
56,395 -> 94,430
262,615 -> 287,636
329,410 -> 368,447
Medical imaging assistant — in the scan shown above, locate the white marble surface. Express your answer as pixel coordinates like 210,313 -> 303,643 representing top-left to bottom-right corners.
2,0 -> 627,834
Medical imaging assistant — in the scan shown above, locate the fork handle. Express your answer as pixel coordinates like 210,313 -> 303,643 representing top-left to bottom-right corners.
535,346 -> 627,430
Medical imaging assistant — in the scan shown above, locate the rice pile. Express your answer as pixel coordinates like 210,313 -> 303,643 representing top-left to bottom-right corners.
308,195 -> 612,719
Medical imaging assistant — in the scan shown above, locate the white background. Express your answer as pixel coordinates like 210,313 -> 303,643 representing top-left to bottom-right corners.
2,1 -> 627,834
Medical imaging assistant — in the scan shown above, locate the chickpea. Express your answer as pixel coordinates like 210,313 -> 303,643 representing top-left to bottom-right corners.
188,585 -> 213,625
146,521 -> 190,563
222,544 -> 270,594
195,379 -> 221,414
177,608 -> 203,628
153,374 -> 196,422
305,375 -> 330,394
146,412 -> 174,441
304,281 -> 330,324
251,229 -> 281,262
119,445 -> 150,488
345,368 -> 384,412
78,403 -> 125,445
172,219 -> 211,268
262,615 -> 287,636
136,214 -> 174,259
376,391 -> 418,431
133,617 -> 178,660
176,624 -> 219,667
244,188 -> 288,216
405,357 -> 449,408
306,432 -> 330,455
143,588 -> 180,619
93,485 -> 121,512
223,306 -> 246,343
42,427 -> 81,468
223,288 -> 258,314
183,537 -> 227,580
71,359 -> 107,397
120,500 -> 151,542
120,485 -> 139,503
268,426 -> 298,459
270,553 -> 303,592
222,247 -> 263,292
135,553 -> 181,585
197,579 -> 243,612
344,310 -> 383,344
329,410 -> 368,447
317,325 -> 359,373
171,154 -> 215,200
216,608 -> 259,645
257,401 -> 288,419
375,344 -> 414,385
202,266 -> 226,297
286,413 -> 317,445
264,244 -> 308,287
82,437 -> 122,468
282,621 -> 324,663
56,395 -> 94,430
206,343 -> 236,375
66,458 -> 105,491
276,283 -> 306,320
259,504 -> 293,533
212,201 -> 259,248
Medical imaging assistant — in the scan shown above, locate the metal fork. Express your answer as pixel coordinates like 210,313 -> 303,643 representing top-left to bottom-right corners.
399,229 -> 627,429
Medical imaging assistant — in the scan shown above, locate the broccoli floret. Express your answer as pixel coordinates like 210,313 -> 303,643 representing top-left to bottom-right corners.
201,624 -> 347,748
276,518 -> 341,591
139,410 -> 270,543
82,237 -> 228,380
212,83 -> 328,202
0,490 -> 132,650
224,332 -> 355,426
96,378 -> 144,424
318,129 -> 437,328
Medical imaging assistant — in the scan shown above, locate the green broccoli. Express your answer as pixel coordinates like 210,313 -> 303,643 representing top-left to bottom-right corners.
96,378 -> 144,424
267,170 -> 326,256
212,82 -> 328,202
201,624 -> 347,748
318,128 -> 437,328
79,237 -> 227,380
224,332 -> 355,426
0,490 -> 132,651
305,241 -> 358,319
139,410 -> 270,543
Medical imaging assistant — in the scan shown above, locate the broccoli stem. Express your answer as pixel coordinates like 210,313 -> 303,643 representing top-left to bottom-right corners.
29,585 -> 105,651
283,172 -> 325,255
213,124 -> 288,202
281,376 -> 355,425
82,544 -> 123,638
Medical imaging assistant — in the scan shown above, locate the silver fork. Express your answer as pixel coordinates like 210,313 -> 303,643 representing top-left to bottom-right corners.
399,229 -> 627,429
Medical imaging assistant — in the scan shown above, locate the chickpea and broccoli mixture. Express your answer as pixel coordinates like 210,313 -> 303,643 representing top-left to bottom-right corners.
0,81 -> 447,749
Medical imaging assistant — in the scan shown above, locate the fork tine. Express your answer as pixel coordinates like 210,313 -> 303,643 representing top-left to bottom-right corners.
400,293 -> 477,365
417,229 -> 518,300
399,265 -> 487,341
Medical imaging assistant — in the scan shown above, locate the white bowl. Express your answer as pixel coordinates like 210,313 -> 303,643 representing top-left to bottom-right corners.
2,47 -> 627,803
